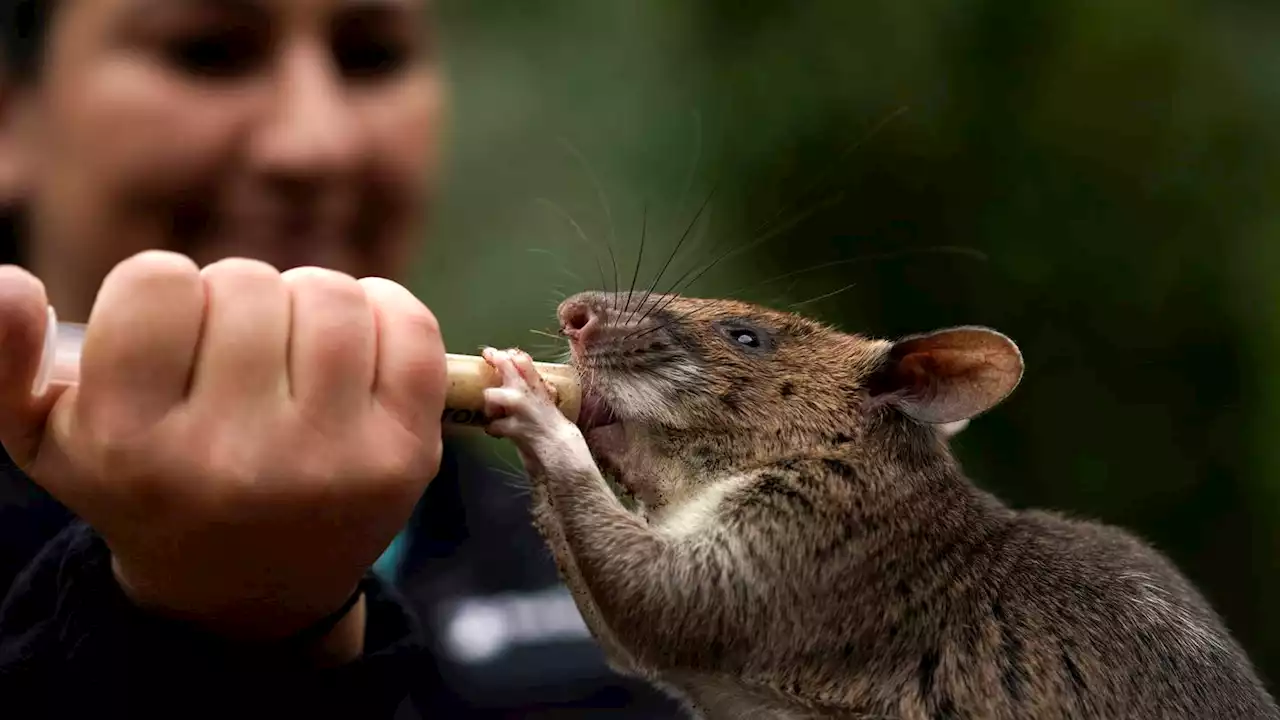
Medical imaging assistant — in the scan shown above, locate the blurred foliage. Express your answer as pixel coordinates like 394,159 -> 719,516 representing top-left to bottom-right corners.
414,0 -> 1280,690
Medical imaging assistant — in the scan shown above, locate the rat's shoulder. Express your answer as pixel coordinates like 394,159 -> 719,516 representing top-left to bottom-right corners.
1005,505 -> 1194,583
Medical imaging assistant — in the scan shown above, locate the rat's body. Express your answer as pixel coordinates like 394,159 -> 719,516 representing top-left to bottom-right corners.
479,291 -> 1278,720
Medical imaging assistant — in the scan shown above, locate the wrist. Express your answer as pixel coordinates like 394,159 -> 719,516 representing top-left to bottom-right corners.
109,553 -> 368,663
305,591 -> 367,667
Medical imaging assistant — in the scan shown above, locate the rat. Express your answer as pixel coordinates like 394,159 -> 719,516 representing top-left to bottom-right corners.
478,290 -> 1279,720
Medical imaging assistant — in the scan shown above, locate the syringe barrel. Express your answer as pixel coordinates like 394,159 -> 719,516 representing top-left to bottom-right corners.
32,308 -> 581,427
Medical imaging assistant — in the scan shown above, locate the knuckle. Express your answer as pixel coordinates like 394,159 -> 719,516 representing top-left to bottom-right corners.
362,279 -> 441,344
0,264 -> 46,309
200,256 -> 281,281
103,251 -> 202,298
365,434 -> 436,484
198,259 -> 284,301
118,249 -> 202,278
356,276 -> 406,298
402,303 -> 441,340
380,444 -> 423,480
90,428 -> 162,486
283,265 -> 364,299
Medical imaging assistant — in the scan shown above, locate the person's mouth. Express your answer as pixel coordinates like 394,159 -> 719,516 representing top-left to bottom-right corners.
170,182 -> 369,271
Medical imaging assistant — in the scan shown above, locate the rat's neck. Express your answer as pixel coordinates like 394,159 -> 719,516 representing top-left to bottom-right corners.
643,421 -> 906,475
631,418 -> 994,523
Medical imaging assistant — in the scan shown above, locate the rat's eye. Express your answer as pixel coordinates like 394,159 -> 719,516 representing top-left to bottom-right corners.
713,320 -> 774,354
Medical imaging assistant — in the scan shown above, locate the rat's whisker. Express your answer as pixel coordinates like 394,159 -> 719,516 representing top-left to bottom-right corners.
559,137 -> 620,295
651,105 -> 910,308
529,328 -> 563,341
656,190 -> 845,316
673,109 -> 703,219
626,183 -> 718,328
623,305 -> 701,344
751,106 -> 908,249
488,461 -> 533,496
729,245 -> 989,301
526,248 -> 586,284
788,281 -> 859,310
622,202 -> 648,319
535,197 -> 609,295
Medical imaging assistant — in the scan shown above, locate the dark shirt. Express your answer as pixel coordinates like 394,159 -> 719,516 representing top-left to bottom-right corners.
0,517 -> 429,719
0,439 -> 681,718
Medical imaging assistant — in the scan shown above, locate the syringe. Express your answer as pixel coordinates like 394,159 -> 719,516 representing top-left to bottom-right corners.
33,306 -> 582,428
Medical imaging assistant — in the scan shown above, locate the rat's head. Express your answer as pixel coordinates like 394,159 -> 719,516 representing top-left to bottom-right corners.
556,290 -> 1022,510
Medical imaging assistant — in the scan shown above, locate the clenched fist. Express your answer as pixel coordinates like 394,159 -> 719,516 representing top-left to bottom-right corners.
0,251 -> 447,646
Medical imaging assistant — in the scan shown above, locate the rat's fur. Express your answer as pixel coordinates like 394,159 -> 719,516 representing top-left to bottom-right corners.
482,291 -> 1279,720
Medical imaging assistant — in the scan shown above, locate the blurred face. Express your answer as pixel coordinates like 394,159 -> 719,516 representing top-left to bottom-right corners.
0,0 -> 447,321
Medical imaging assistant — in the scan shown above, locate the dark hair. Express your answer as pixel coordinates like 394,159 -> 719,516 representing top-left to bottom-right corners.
0,1 -> 54,84
0,1 -> 55,266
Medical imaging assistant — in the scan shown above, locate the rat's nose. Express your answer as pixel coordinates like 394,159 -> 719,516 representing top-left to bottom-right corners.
558,293 -> 608,344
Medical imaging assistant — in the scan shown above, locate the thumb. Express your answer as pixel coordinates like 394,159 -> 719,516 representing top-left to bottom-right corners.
0,264 -> 63,469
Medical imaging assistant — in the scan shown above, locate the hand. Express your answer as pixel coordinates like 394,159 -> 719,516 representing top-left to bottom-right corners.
0,251 -> 447,647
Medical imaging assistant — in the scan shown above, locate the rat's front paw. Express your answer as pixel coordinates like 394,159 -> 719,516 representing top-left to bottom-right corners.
481,347 -> 572,445
483,347 -> 591,477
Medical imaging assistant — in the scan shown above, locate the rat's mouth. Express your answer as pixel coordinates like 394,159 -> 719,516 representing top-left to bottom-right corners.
576,389 -> 619,431
575,389 -> 640,510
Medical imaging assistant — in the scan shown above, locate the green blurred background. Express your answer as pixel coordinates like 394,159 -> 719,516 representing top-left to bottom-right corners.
413,0 -> 1279,690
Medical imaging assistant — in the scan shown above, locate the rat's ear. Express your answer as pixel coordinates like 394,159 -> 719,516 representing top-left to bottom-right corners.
866,326 -> 1023,425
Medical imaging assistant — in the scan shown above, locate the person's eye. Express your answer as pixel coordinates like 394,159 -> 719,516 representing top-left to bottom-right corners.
331,8 -> 429,83
163,30 -> 267,79
333,36 -> 413,79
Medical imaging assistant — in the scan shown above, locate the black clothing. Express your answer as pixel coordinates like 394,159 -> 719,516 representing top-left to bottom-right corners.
0,439 -> 680,718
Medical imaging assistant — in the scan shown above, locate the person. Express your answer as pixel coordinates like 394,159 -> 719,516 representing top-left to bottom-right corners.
0,0 -> 451,716
0,1 -> 682,718
0,2 -> 691,712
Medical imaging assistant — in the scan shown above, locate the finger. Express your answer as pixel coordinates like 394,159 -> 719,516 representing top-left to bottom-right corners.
483,386 -> 522,420
285,267 -> 375,425
0,265 -> 55,463
509,349 -> 555,402
79,251 -> 205,424
188,258 -> 290,407
361,277 -> 445,437
511,350 -> 537,379
484,416 -> 521,438
482,347 -> 523,388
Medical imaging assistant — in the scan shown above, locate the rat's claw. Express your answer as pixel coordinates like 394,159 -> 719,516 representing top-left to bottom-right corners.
481,347 -> 568,443
510,349 -> 560,406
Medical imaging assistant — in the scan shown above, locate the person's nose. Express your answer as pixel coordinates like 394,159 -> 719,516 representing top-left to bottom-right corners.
250,41 -> 363,181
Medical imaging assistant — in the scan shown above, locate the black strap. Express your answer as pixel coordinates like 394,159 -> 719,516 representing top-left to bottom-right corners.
278,579 -> 368,652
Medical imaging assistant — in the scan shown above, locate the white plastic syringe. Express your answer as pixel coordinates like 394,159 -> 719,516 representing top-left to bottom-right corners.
34,306 -> 83,398
33,306 -> 582,428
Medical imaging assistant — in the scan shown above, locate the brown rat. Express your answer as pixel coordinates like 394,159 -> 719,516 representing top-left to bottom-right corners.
479,290 -> 1279,720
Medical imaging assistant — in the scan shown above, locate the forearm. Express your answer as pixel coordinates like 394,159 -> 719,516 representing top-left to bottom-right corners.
527,481 -> 642,674
542,461 -> 749,667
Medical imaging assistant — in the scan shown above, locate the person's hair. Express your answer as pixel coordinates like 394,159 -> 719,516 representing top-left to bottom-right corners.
0,0 -> 55,266
0,1 -> 54,84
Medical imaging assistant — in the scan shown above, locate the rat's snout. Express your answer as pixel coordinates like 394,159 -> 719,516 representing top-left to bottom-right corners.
557,290 -> 677,364
558,292 -> 610,346
560,301 -> 600,341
